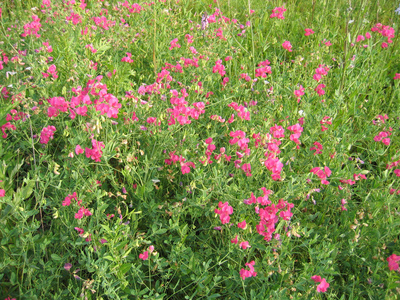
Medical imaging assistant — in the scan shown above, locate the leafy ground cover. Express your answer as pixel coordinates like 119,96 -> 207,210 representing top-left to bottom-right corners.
1,0 -> 400,299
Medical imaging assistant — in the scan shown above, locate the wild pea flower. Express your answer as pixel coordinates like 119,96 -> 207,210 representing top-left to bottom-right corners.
181,161 -> 195,174
139,251 -> 149,260
240,261 -> 257,280
311,276 -> 330,292
394,73 -> 400,80
394,169 -> 400,177
374,130 -> 392,145
320,116 -> 332,131
75,145 -> 84,155
121,52 -> 133,63
40,125 -> 56,144
310,142 -> 323,155
315,84 -> 326,96
74,227 -> 84,235
21,14 -> 42,38
214,201 -> 233,224
356,35 -> 365,42
42,41 -> 53,52
387,254 -> 400,271
0,189 -> 5,197
64,263 -> 72,271
85,139 -> 105,162
231,235 -> 238,244
75,206 -> 92,219
238,220 -> 247,229
255,66 -> 272,78
287,123 -> 303,145
66,12 -> 82,25
373,114 -> 388,125
310,166 -> 331,185
62,192 -> 78,206
282,41 -> 293,52
169,38 -> 181,50
304,28 -> 314,36
270,6 -> 286,19
185,34 -> 194,44
353,173 -> 367,181
294,85 -> 305,103
43,64 -> 58,79
313,64 -> 329,81
85,44 -> 97,54
341,199 -> 347,211
239,241 -> 251,249
212,59 -> 226,76
270,124 -> 285,138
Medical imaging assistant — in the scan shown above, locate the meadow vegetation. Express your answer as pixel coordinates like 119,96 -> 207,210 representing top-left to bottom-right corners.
0,0 -> 400,299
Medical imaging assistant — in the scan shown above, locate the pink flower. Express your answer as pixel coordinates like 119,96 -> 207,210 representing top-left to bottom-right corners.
231,235 -> 238,244
394,73 -> 400,80
169,38 -> 181,50
311,275 -> 330,292
121,52 -> 134,63
304,28 -> 314,36
356,35 -> 365,42
75,144 -> 84,155
387,254 -> 400,271
282,41 -> 292,52
40,125 -> 56,144
74,227 -> 84,234
139,251 -> 149,260
212,59 -> 226,76
315,84 -> 326,96
239,241 -> 251,249
0,189 -> 5,197
240,261 -> 257,280
394,169 -> 400,177
317,278 -> 330,292
215,201 -> 233,224
237,220 -> 247,229
270,6 -> 286,19
64,263 -> 72,271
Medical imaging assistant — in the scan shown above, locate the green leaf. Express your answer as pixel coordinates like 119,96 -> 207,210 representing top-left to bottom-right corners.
51,254 -> 62,261
104,256 -> 114,262
154,228 -> 167,235
119,263 -> 131,275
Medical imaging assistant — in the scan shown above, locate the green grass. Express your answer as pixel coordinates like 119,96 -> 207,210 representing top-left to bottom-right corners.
0,0 -> 400,299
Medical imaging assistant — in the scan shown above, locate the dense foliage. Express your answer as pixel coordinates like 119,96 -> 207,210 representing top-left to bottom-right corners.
1,0 -> 400,299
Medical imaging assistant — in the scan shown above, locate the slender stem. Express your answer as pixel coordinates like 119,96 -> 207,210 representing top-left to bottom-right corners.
28,114 -> 44,233
153,6 -> 157,78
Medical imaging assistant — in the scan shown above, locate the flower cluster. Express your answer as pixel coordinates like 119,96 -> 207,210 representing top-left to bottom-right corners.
121,52 -> 134,63
85,139 -> 105,162
21,14 -> 42,38
214,201 -> 233,224
270,6 -> 286,19
311,275 -> 330,293
282,41 -> 292,52
240,261 -> 257,280
387,254 -> 400,271
40,125 -> 56,144
310,166 -> 331,185
169,38 -> 181,50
